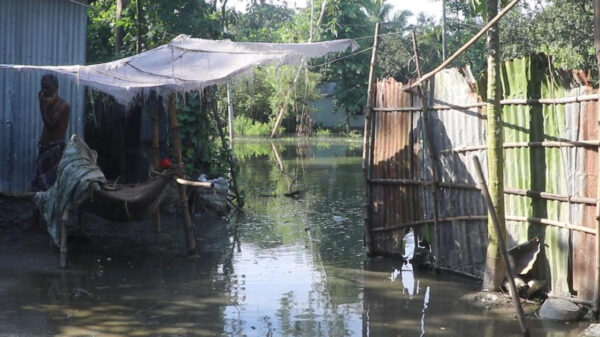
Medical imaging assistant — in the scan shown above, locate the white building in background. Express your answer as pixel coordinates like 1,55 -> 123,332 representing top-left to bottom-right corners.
310,83 -> 365,130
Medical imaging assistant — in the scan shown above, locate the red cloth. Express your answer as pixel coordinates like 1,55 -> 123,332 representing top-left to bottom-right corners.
159,158 -> 173,169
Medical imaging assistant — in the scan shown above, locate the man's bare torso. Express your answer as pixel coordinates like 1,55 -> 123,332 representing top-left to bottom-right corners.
39,94 -> 70,144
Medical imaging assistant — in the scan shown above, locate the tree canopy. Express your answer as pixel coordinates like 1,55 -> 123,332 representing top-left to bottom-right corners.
86,0 -> 598,135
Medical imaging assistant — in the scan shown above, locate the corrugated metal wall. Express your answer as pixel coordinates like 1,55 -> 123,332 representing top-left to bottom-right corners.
367,56 -> 599,302
0,0 -> 87,193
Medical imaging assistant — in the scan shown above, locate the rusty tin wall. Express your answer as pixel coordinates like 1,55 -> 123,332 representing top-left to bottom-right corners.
369,79 -> 416,255
369,58 -> 599,301
0,0 -> 87,193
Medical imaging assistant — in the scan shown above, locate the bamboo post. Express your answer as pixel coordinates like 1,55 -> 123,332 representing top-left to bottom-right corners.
362,22 -> 380,254
60,208 -> 69,268
152,100 -> 162,233
412,31 -> 441,268
483,0 -> 507,291
405,0 -> 520,91
473,156 -> 530,337
593,0 -> 600,319
168,94 -> 197,255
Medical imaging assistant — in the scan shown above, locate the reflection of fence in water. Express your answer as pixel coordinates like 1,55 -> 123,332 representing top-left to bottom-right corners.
365,57 -> 599,302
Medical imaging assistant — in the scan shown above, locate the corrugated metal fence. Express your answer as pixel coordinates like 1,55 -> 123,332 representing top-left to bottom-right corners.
0,0 -> 87,193
366,55 -> 599,301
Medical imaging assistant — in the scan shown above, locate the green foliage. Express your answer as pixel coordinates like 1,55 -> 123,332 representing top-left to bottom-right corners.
508,0 -> 594,70
315,128 -> 332,137
233,115 -> 283,136
228,3 -> 294,42
176,92 -> 229,178
87,0 -> 223,63
317,0 -> 374,116
456,0 -> 596,72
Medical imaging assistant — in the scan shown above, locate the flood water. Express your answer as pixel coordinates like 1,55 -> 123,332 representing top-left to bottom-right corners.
0,139 -> 591,336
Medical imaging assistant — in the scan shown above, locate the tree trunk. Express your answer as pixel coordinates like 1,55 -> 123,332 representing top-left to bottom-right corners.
442,0 -> 447,60
115,0 -> 130,56
115,0 -> 123,56
136,0 -> 142,54
482,0 -> 506,291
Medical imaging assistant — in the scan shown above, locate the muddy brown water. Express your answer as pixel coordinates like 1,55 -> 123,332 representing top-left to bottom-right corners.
0,139 -> 591,336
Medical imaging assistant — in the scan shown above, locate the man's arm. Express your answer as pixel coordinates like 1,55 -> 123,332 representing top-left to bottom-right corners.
40,100 -> 69,131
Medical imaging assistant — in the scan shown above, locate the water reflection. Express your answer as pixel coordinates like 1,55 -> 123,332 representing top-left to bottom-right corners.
0,139 -> 590,336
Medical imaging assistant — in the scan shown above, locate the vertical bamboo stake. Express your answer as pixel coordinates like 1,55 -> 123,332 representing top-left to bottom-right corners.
592,0 -> 600,319
362,22 -> 380,254
473,156 -> 530,337
408,83 -> 416,226
60,209 -> 69,268
168,94 -> 197,255
412,31 -> 441,268
152,100 -> 161,233
483,0 -> 507,291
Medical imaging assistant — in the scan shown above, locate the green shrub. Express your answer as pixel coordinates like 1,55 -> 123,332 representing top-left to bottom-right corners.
234,115 -> 285,136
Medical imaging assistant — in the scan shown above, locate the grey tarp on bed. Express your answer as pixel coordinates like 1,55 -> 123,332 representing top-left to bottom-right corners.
36,134 -> 106,245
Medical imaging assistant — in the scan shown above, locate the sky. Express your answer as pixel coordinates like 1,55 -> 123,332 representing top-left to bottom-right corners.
227,0 -> 443,23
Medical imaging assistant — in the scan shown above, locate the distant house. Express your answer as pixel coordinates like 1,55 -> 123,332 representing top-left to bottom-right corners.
310,83 -> 365,130
0,0 -> 87,193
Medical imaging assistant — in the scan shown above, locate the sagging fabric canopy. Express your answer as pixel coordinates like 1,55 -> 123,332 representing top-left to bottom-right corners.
0,35 -> 359,104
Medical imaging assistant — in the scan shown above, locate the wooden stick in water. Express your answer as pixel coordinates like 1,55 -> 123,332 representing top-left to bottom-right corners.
60,209 -> 69,268
473,155 -> 530,337
168,93 -> 198,255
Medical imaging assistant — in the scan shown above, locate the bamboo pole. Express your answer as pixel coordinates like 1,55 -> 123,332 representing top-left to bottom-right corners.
175,178 -> 214,188
594,0 -> 600,319
473,156 -> 530,337
371,214 -> 596,235
505,216 -> 596,235
168,94 -> 197,255
412,30 -> 442,268
372,215 -> 488,232
405,0 -> 520,91
151,100 -> 161,233
483,0 -> 507,291
408,77 -> 416,233
441,141 -> 600,153
369,178 -> 597,204
374,94 -> 600,113
362,22 -> 380,255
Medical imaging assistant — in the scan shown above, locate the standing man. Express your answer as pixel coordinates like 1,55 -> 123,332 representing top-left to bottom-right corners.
31,74 -> 70,192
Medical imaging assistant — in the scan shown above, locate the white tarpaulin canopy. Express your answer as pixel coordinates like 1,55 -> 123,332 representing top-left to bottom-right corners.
0,35 -> 359,104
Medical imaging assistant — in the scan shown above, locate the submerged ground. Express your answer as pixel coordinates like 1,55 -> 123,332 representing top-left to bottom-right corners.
0,139 -> 592,336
